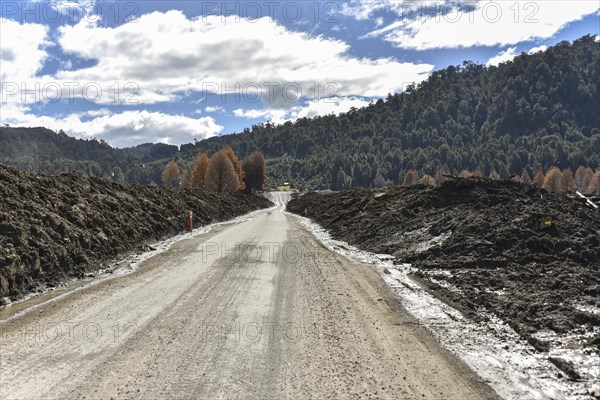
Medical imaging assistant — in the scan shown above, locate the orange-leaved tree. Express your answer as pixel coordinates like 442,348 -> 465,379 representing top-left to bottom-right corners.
590,171 -> 600,195
206,150 -> 241,192
561,167 -> 576,192
222,146 -> 245,191
520,169 -> 531,184
489,169 -> 500,180
543,167 -> 564,192
161,161 -> 181,190
190,152 -> 209,189
574,166 -> 588,190
420,174 -> 435,186
402,169 -> 418,186
581,167 -> 595,193
532,171 -> 545,188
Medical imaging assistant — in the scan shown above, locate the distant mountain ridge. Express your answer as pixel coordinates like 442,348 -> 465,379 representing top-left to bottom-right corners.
0,127 -> 178,184
1,35 -> 598,189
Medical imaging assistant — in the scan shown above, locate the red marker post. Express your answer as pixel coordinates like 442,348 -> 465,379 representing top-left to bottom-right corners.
189,210 -> 193,233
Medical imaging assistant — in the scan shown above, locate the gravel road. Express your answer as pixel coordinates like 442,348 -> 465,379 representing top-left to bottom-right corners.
0,193 -> 498,399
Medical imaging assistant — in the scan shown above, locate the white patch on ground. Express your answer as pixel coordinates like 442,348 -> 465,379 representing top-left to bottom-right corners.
291,212 -> 598,400
394,227 -> 452,253
533,328 -> 600,385
576,305 -> 600,315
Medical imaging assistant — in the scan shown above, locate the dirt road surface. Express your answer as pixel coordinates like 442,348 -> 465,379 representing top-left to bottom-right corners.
0,193 -> 498,399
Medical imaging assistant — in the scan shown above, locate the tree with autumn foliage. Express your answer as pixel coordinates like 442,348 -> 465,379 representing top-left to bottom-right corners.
581,168 -> 595,193
206,150 -> 241,193
543,167 -> 564,192
532,171 -> 545,188
589,171 -> 600,195
402,169 -> 418,186
242,151 -> 266,193
434,167 -> 449,185
420,174 -> 435,186
561,167 -> 576,192
520,169 -> 531,184
575,166 -> 588,190
221,146 -> 245,191
161,161 -> 180,190
190,152 -> 209,189
489,169 -> 500,180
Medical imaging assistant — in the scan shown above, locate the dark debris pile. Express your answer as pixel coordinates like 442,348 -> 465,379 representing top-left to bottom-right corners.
0,164 -> 271,300
288,178 -> 600,348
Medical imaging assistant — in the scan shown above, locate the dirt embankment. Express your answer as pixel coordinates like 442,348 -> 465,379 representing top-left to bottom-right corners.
287,178 -> 600,349
0,164 -> 272,300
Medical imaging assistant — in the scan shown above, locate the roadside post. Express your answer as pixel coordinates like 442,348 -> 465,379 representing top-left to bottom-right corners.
189,210 -> 193,233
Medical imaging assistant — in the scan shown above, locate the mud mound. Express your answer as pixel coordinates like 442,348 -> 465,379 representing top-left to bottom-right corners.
0,164 -> 271,300
287,178 -> 600,341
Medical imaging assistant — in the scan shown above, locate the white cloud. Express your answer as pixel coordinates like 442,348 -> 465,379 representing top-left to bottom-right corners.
0,19 -> 49,83
50,0 -> 97,17
292,97 -> 371,119
486,47 -> 518,67
528,45 -> 548,54
204,106 -> 225,113
232,108 -> 290,124
84,108 -> 111,117
52,11 -> 432,106
233,96 -> 372,124
341,0 -> 440,21
0,12 -> 434,146
359,1 -> 599,49
1,104 -> 223,147
233,108 -> 271,119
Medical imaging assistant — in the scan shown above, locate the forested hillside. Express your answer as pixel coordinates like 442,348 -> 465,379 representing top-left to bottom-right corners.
1,35 -> 598,189
185,35 -> 600,189
0,128 -> 178,185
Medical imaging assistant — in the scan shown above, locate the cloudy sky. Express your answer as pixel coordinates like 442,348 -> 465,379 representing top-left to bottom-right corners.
1,1 -> 598,147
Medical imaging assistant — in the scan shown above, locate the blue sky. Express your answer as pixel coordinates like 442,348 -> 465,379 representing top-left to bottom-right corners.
1,0 -> 599,147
